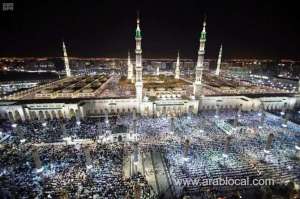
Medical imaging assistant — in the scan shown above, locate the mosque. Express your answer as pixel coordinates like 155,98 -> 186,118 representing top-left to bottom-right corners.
0,15 -> 299,121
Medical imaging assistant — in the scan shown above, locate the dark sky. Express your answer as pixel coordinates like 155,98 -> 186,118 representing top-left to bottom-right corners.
0,0 -> 299,59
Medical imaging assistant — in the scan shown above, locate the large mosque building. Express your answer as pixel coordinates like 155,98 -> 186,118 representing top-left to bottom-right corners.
0,15 -> 299,121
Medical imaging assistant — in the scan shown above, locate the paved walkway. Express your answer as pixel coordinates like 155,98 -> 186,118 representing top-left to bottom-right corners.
151,150 -> 173,198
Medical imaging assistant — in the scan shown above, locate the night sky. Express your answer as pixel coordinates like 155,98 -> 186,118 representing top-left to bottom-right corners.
1,0 -> 299,59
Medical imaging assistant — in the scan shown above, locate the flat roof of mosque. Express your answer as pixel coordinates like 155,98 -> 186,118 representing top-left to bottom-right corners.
143,75 -> 192,89
3,75 -> 136,101
201,74 -> 292,96
1,73 -> 294,104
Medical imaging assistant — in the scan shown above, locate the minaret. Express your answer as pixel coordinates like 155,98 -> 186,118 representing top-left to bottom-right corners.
215,44 -> 222,76
193,17 -> 207,99
127,50 -> 134,81
62,41 -> 71,77
175,51 -> 180,79
135,14 -> 143,103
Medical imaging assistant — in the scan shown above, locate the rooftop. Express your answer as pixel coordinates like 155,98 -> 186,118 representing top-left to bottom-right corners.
143,75 -> 192,89
3,75 -> 135,101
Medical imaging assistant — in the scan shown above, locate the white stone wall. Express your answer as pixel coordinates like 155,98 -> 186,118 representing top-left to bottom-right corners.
0,102 -> 80,121
260,97 -> 296,111
200,96 -> 297,111
200,96 -> 252,111
82,98 -> 139,116
0,103 -> 25,121
0,95 -> 299,121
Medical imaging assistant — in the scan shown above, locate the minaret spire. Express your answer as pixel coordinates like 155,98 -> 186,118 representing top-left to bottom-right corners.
127,50 -> 133,81
193,16 -> 207,99
215,44 -> 222,76
175,51 -> 180,79
135,12 -> 143,108
63,41 -> 71,77
136,12 -> 141,39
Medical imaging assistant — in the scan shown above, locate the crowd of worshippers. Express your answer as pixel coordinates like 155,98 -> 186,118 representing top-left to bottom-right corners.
0,143 -> 155,199
127,110 -> 300,198
1,116 -> 123,144
0,109 -> 299,198
155,110 -> 300,197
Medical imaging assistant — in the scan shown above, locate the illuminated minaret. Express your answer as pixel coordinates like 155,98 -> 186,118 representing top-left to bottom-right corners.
193,17 -> 207,99
175,51 -> 180,79
215,44 -> 222,76
135,14 -> 143,103
127,50 -> 134,81
62,41 -> 71,77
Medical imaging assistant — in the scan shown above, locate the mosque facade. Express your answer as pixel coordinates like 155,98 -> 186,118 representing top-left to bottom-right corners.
0,15 -> 299,121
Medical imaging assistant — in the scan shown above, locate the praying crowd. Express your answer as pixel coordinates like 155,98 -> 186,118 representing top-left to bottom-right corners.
0,108 -> 299,198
